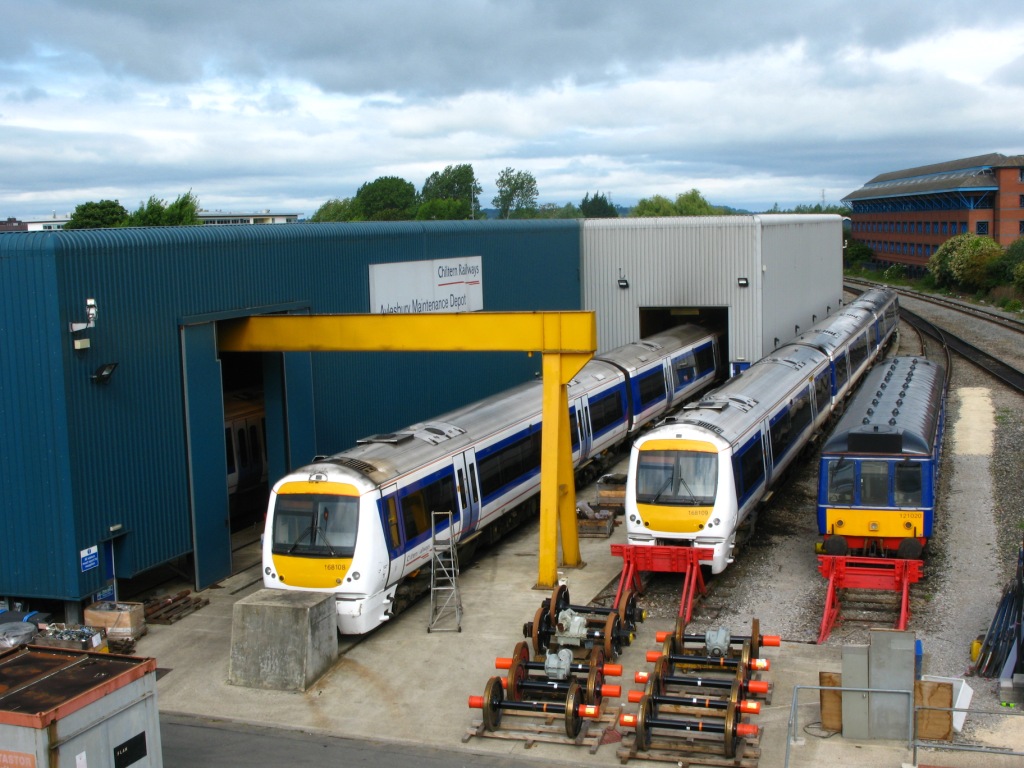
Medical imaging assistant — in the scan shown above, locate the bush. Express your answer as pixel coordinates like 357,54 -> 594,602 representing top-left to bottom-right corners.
928,232 -> 1003,291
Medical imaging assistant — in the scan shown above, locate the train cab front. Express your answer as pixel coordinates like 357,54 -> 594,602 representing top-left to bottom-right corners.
626,437 -> 734,573
262,479 -> 392,634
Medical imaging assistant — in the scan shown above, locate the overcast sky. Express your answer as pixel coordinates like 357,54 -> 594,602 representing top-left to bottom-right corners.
3,1 -> 1023,220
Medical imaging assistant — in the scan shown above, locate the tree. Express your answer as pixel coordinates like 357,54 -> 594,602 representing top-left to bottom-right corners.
492,167 -> 538,219
310,198 -> 357,222
630,194 -> 677,217
988,235 -> 1024,285
535,202 -> 580,219
927,232 -> 1003,291
161,191 -> 201,226
64,199 -> 129,229
420,164 -> 482,219
352,176 -> 418,221
579,192 -> 618,218
415,198 -> 469,221
673,189 -> 722,216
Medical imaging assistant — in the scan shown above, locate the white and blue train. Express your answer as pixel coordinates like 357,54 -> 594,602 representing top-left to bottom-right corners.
262,324 -> 721,634
625,288 -> 899,574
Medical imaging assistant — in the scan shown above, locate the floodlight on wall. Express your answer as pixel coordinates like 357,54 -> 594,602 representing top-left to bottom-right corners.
69,298 -> 98,333
794,325 -> 800,335
92,362 -> 118,384
812,314 -> 817,323
617,268 -> 629,289
737,277 -> 749,287
774,337 -> 779,348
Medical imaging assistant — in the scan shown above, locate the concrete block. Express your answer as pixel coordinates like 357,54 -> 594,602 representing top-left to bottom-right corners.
228,589 -> 337,691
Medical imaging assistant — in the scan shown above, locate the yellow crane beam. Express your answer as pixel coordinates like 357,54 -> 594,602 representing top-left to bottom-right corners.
218,311 -> 596,588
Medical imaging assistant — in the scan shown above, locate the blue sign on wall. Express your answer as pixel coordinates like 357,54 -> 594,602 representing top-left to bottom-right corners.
80,545 -> 99,572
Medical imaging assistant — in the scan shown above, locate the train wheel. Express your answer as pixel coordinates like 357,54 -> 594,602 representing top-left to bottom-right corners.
564,681 -> 584,739
482,676 -> 504,731
549,583 -> 570,623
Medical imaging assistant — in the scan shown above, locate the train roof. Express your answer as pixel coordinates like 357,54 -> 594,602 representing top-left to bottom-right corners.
821,356 -> 945,456
847,287 -> 898,314
661,343 -> 827,444
789,306 -> 875,356
595,324 -> 716,374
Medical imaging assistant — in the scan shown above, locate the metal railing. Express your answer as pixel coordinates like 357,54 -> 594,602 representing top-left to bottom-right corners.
785,684 -> 914,768
913,704 -> 1024,764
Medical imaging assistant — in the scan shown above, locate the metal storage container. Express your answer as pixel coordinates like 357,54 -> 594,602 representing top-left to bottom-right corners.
0,646 -> 161,767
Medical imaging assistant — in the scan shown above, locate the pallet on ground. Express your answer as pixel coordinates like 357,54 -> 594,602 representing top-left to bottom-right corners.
616,728 -> 760,766
464,704 -> 621,754
143,591 -> 210,625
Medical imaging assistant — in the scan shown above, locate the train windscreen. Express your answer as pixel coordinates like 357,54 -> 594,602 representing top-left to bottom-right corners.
272,494 -> 359,557
636,450 -> 717,506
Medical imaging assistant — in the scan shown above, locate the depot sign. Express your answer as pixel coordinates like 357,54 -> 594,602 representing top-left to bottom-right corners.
370,256 -> 483,314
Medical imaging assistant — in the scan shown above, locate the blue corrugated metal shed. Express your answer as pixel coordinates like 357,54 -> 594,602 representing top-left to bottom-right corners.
0,221 -> 581,606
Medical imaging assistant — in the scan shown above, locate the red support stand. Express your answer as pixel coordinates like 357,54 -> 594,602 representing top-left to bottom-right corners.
816,555 -> 924,644
610,545 -> 712,624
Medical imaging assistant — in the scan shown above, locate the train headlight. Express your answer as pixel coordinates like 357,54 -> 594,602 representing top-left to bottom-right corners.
869,522 -> 879,532
351,571 -> 360,581
264,566 -> 271,575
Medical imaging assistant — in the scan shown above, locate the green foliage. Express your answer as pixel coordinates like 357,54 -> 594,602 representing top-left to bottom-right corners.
631,189 -> 724,217
415,198 -> 470,220
630,194 -> 677,217
68,192 -> 200,229
160,191 -> 202,226
353,176 -> 418,221
673,189 -> 723,216
928,232 -> 1003,292
990,235 -> 1024,285
310,198 -> 357,222
535,202 -> 581,219
420,164 -> 481,218
844,238 -> 874,268
882,263 -> 907,282
1014,260 -> 1024,293
768,202 -> 852,215
492,167 -> 539,219
64,199 -> 129,229
579,192 -> 618,218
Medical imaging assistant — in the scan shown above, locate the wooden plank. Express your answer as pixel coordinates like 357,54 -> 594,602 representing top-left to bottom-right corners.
915,680 -> 953,742
819,671 -> 843,732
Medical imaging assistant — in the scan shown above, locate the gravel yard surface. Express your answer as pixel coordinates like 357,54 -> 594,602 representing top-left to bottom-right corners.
626,288 -> 1024,745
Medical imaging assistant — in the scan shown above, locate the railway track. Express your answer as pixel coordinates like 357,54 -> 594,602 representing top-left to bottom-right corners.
846,280 -> 1024,396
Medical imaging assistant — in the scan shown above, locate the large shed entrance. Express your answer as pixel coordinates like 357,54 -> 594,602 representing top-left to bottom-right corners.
180,304 -> 316,590
639,306 -> 730,369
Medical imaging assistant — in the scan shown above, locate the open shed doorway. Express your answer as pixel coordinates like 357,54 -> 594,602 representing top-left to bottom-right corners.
639,306 -> 729,364
221,352 -> 268,534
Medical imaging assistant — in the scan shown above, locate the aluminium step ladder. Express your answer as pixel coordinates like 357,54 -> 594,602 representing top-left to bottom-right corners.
428,509 -> 463,632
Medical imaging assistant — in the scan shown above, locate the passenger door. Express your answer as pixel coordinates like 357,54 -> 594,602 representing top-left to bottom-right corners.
453,450 -> 482,535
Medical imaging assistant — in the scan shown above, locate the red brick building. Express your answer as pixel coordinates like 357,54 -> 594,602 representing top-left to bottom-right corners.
843,153 -> 1024,274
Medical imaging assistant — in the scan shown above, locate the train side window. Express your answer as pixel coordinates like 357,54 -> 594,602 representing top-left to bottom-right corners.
477,427 -> 542,499
400,492 -> 429,540
732,434 -> 765,500
791,388 -> 812,434
769,410 -> 792,464
225,428 -> 236,474
237,428 -> 249,466
673,352 -> 696,389
569,409 -> 580,449
814,372 -> 830,412
637,370 -> 666,408
835,354 -> 850,390
590,389 -> 625,434
860,461 -> 889,506
827,460 -> 854,503
694,342 -> 716,377
384,496 -> 402,552
248,425 -> 262,468
456,467 -> 468,508
895,462 -> 923,506
468,464 -> 479,504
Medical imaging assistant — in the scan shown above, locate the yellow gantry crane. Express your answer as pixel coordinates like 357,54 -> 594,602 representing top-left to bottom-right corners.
218,311 -> 596,589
